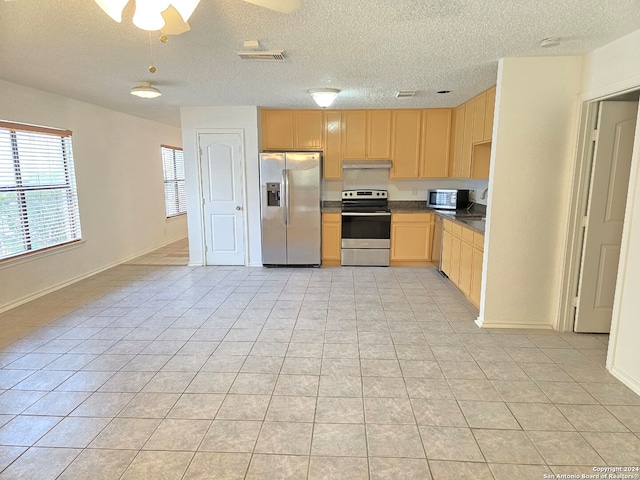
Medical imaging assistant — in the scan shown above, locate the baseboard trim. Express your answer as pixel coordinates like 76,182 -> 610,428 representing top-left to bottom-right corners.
0,236 -> 189,314
475,318 -> 554,330
609,365 -> 640,397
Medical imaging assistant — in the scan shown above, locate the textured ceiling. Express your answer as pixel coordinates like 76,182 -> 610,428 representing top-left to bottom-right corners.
2,0 -> 640,127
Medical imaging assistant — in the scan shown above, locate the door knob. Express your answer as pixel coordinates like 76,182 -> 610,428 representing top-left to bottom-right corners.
236,206 -> 242,211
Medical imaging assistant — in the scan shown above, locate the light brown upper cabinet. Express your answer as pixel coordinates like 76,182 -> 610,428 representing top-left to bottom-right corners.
323,111 -> 342,180
391,109 -> 452,179
459,102 -> 474,178
449,85 -> 496,179
472,86 -> 496,144
483,86 -> 496,142
471,142 -> 491,179
261,109 -> 323,151
262,110 -> 294,150
390,110 -> 422,178
295,110 -> 324,149
450,104 -> 466,178
421,109 -> 452,178
472,92 -> 487,144
343,110 -> 392,159
342,110 -> 367,158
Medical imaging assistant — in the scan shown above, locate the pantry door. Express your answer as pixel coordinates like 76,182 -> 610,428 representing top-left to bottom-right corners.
575,101 -> 638,332
198,132 -> 246,265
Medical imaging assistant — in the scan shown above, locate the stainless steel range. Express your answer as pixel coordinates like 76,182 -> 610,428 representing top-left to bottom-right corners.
341,189 -> 391,266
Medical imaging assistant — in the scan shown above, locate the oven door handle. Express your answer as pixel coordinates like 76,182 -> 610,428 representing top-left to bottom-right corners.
341,212 -> 391,216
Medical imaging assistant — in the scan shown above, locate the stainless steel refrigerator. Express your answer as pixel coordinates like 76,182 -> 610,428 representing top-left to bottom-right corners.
259,152 -> 321,266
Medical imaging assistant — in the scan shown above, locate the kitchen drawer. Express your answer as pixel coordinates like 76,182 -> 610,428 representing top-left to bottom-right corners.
473,232 -> 485,250
461,227 -> 474,243
393,212 -> 433,223
445,221 -> 463,237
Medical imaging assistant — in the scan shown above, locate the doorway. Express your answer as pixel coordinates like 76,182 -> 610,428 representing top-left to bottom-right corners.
562,91 -> 640,333
198,131 -> 247,266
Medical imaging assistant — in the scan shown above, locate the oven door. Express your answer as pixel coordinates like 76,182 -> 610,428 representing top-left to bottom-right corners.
341,212 -> 391,248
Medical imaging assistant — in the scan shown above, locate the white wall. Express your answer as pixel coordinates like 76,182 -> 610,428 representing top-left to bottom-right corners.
0,80 -> 187,312
579,29 -> 640,394
179,106 -> 261,266
480,56 -> 582,329
324,175 -> 489,204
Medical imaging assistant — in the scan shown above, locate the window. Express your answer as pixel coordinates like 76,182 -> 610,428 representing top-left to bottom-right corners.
0,121 -> 82,261
161,145 -> 186,217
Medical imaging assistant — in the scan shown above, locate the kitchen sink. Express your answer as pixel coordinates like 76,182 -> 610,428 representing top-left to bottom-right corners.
455,214 -> 486,220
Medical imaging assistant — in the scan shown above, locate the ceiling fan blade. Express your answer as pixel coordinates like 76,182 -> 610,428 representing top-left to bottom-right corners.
161,5 -> 191,35
94,0 -> 130,22
243,0 -> 300,14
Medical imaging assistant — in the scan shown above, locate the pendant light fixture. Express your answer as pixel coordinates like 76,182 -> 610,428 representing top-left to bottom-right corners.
94,0 -> 201,31
309,88 -> 340,108
131,81 -> 162,98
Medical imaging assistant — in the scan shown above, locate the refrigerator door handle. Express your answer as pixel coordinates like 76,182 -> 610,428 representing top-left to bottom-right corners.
282,169 -> 288,225
285,169 -> 291,226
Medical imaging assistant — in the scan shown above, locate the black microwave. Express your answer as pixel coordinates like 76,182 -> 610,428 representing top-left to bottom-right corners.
427,189 -> 470,210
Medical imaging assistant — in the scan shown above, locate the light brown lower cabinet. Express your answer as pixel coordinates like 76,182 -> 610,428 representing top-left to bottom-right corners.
390,213 -> 434,266
441,218 -> 484,308
321,213 -> 341,266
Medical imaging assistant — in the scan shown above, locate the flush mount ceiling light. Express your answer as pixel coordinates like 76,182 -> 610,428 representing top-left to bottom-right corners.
540,37 -> 561,48
131,81 -> 162,98
309,88 -> 340,108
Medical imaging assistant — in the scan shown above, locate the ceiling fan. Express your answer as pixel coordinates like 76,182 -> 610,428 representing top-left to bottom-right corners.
93,0 -> 301,36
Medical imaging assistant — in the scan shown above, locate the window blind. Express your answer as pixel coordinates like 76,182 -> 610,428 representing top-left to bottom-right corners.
161,145 -> 186,217
0,121 -> 82,261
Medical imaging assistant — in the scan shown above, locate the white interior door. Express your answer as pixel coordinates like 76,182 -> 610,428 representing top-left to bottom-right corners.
575,101 -> 638,332
199,132 -> 246,265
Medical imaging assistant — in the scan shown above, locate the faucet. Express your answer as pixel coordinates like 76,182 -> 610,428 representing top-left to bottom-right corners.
481,187 -> 489,200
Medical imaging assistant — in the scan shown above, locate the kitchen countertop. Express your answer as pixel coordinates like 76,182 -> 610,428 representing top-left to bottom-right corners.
389,201 -> 487,235
321,201 -> 341,213
321,200 -> 486,234
437,212 -> 486,235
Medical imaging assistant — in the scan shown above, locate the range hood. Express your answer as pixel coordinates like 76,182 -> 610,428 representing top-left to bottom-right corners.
342,159 -> 392,169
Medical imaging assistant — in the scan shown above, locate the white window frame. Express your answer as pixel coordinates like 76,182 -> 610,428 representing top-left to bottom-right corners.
161,145 -> 186,218
0,121 -> 82,262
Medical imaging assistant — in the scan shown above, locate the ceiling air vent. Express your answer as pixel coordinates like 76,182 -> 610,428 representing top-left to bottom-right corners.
396,90 -> 416,98
237,50 -> 286,61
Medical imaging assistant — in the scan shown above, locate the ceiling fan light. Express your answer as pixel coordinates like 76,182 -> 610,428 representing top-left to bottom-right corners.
94,0 -> 129,22
309,88 -> 340,108
244,0 -> 300,14
131,81 -> 162,99
132,0 -> 167,31
171,0 -> 201,22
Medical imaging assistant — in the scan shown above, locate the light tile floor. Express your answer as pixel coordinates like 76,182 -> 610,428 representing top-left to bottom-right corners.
0,264 -> 638,479
126,238 -> 189,266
